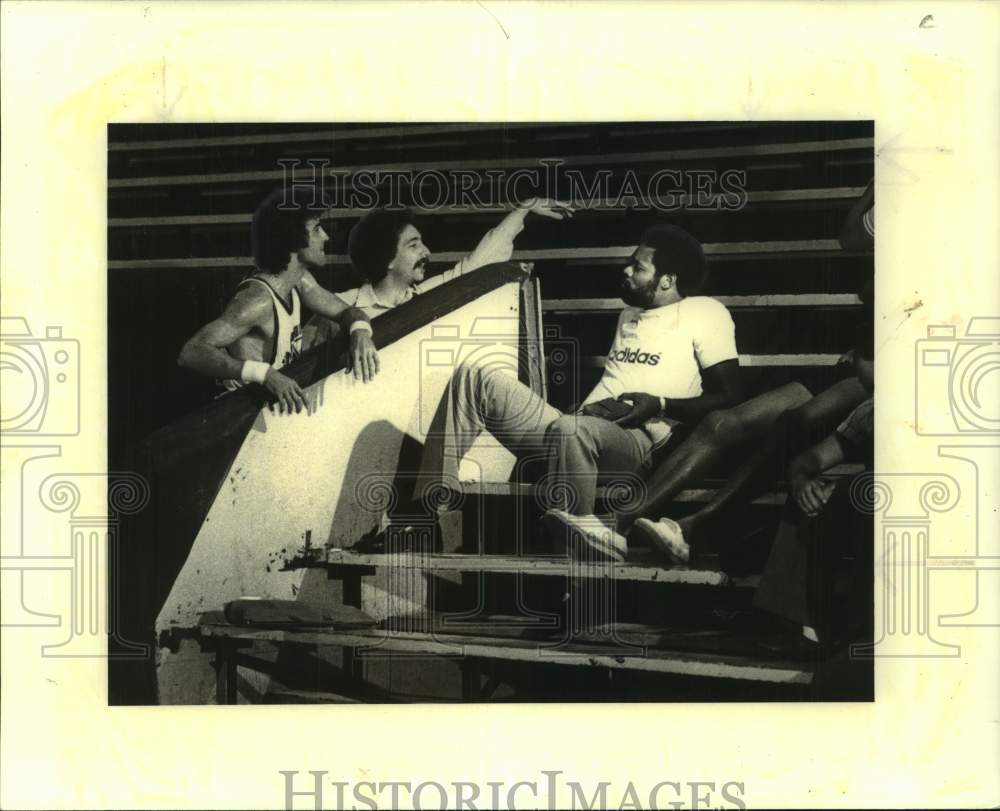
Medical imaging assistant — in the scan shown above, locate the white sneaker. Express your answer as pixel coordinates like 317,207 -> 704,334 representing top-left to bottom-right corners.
542,509 -> 628,563
632,517 -> 690,564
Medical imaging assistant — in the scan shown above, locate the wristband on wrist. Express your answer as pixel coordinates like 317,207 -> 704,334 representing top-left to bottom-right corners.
349,320 -> 372,335
240,359 -> 270,385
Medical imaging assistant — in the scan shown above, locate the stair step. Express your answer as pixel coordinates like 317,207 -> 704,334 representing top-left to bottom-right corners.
326,549 -> 744,586
462,467 -> 863,505
463,481 -> 786,505
199,621 -> 812,685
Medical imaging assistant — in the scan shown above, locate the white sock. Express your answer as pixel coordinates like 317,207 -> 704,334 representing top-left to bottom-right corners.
802,625 -> 819,643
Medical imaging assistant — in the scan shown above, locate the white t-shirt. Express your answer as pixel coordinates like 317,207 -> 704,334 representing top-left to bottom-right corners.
581,296 -> 738,446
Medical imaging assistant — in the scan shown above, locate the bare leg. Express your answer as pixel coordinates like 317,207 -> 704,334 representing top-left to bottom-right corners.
677,376 -> 868,545
620,382 -> 813,528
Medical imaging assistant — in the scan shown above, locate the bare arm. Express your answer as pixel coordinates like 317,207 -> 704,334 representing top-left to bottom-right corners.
659,359 -> 743,422
787,434 -> 846,517
177,288 -> 271,381
297,271 -> 379,383
298,271 -> 353,322
177,288 -> 309,414
453,198 -> 574,275
609,359 -> 743,428
839,178 -> 874,251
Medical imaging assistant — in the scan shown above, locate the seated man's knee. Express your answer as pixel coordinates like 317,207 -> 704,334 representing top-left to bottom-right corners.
546,414 -> 580,442
545,414 -> 597,450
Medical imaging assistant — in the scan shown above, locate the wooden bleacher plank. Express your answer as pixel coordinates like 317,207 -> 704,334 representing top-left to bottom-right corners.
736,353 -> 844,367
461,465 -> 860,506
543,294 -> 861,312
108,138 -> 873,189
107,239 -> 846,271
107,187 -> 867,229
464,480 -> 779,505
325,550 -> 734,586
109,256 -> 254,270
198,623 -> 812,685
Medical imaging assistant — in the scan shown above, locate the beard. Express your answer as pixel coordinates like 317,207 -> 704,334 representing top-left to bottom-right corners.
620,277 -> 657,307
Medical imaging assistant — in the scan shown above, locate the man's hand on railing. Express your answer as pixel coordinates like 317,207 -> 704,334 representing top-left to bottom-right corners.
264,369 -> 307,415
347,328 -> 380,383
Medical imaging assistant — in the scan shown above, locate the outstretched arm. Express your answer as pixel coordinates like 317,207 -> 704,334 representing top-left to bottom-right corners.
177,289 -> 309,413
452,197 -> 574,275
298,271 -> 379,383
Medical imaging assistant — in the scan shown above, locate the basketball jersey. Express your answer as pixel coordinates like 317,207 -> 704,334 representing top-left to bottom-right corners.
221,276 -> 302,391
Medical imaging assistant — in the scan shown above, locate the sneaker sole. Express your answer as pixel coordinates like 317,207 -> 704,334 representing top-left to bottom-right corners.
631,518 -> 689,565
542,511 -> 626,563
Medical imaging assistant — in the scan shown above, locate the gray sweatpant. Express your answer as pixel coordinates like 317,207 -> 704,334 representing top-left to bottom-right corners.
419,361 -> 653,515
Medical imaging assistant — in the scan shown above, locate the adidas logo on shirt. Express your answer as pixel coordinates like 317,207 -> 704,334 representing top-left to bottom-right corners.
607,348 -> 661,366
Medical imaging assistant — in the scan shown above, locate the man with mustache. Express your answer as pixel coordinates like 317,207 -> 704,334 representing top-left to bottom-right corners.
339,198 -> 573,318
178,187 -> 380,414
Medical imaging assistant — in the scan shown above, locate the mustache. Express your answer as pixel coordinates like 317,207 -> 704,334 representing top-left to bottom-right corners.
415,257 -> 430,269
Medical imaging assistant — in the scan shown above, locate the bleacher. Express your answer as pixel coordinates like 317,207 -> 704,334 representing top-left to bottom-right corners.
108,121 -> 873,704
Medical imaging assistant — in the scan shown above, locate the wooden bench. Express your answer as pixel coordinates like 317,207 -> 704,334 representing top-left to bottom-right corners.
198,616 -> 813,704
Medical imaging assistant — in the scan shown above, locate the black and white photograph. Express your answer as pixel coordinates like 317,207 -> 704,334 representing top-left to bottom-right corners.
108,121 -> 876,704
4,3 -> 998,809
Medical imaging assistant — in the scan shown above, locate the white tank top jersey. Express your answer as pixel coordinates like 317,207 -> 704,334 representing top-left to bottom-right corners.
221,276 -> 303,391
580,296 -> 738,447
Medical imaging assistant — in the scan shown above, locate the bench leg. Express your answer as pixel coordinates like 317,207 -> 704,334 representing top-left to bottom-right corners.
343,572 -> 362,609
343,645 -> 363,682
213,642 -> 239,704
461,659 -> 480,701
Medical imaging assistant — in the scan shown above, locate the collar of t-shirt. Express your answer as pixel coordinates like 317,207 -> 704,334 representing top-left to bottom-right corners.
353,282 -> 417,312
